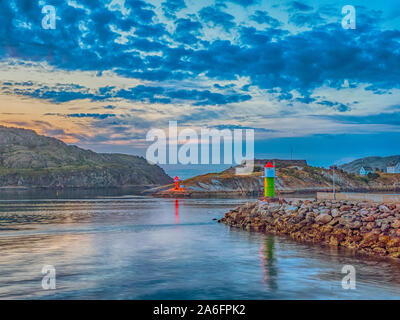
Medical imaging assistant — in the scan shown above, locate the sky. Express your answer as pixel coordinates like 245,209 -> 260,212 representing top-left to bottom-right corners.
0,0 -> 400,177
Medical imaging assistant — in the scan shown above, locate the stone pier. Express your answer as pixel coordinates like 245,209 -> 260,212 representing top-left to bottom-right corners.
219,199 -> 400,259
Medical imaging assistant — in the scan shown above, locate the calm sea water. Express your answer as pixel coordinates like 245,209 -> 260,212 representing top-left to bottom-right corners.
1,191 -> 400,299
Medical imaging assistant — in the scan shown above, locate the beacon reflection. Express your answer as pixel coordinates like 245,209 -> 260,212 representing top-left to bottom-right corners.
260,236 -> 277,290
175,198 -> 179,224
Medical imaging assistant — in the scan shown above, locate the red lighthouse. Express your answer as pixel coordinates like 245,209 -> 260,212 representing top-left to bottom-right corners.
174,176 -> 180,190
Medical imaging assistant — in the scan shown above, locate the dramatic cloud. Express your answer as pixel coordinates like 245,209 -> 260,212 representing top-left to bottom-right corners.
250,10 -> 282,27
1,1 -> 399,104
0,0 -> 399,161
0,81 -> 251,106
66,113 -> 116,119
162,0 -> 186,19
199,6 -> 236,31
289,1 -> 313,12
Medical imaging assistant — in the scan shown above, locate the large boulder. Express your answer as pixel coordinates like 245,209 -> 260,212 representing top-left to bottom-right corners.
315,214 -> 333,224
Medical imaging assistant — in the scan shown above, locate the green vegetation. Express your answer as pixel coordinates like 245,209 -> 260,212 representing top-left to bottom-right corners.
355,172 -> 380,183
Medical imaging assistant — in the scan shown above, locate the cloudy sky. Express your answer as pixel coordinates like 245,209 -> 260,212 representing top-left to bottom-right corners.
0,0 -> 400,175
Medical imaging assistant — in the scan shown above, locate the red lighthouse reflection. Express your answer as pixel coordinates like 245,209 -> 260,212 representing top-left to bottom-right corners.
175,198 -> 179,223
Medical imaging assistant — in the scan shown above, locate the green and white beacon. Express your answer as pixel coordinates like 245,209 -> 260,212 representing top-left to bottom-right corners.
264,161 -> 275,198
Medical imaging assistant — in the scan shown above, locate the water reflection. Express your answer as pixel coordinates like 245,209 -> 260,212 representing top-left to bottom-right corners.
175,199 -> 179,224
1,196 -> 400,299
0,232 -> 97,299
0,187 -> 146,200
260,236 -> 278,291
0,200 -> 97,232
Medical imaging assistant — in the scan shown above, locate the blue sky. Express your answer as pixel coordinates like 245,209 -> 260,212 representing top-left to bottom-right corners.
0,0 -> 400,176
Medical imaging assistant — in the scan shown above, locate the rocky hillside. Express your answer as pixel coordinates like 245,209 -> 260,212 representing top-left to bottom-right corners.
339,155 -> 400,174
152,162 -> 400,197
0,126 -> 172,188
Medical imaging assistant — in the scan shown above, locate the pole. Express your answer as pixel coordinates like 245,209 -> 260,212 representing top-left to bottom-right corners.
332,167 -> 336,200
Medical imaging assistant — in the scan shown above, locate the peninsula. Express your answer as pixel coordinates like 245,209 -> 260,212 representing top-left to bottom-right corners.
151,159 -> 400,198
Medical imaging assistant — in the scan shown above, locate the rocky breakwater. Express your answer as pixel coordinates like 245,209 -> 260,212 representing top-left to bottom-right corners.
219,199 -> 400,259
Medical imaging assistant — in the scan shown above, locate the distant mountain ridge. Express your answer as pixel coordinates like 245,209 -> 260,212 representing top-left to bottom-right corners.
0,126 -> 172,188
339,155 -> 400,174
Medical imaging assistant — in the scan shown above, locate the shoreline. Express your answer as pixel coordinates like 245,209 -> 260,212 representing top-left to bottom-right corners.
151,187 -> 400,198
219,198 -> 400,260
0,185 -> 160,191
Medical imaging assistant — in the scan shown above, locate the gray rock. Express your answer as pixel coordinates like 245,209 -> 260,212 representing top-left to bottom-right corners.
285,205 -> 298,213
315,214 -> 333,224
331,208 -> 340,217
319,208 -> 330,215
381,223 -> 390,232
379,205 -> 390,212
348,221 -> 362,229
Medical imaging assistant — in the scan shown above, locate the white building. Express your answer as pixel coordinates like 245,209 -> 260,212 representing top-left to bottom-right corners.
387,162 -> 400,174
359,166 -> 374,176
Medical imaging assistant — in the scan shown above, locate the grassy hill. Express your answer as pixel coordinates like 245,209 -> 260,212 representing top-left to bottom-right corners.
0,126 -> 172,188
